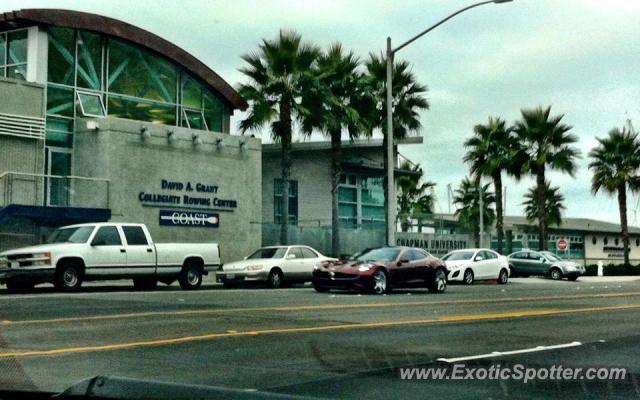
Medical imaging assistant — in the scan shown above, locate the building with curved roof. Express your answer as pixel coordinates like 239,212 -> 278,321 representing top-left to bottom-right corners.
0,9 -> 261,262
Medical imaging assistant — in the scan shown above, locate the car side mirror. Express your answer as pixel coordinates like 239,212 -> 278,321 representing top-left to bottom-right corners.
539,257 -> 545,262
397,258 -> 410,266
475,256 -> 484,261
287,254 -> 296,259
91,239 -> 105,246
243,256 -> 248,260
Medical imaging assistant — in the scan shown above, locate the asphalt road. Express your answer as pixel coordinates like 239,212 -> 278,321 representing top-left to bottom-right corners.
1,277 -> 640,399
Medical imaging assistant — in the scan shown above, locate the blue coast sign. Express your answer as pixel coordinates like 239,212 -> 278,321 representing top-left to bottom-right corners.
159,210 -> 219,228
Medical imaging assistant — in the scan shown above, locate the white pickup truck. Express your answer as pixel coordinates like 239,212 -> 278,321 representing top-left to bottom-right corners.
0,222 -> 220,292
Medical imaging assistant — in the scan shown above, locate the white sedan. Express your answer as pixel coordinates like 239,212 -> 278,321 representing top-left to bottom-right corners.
442,248 -> 509,285
216,245 -> 335,288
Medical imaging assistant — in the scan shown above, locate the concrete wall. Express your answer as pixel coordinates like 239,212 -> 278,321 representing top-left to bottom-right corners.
0,78 -> 45,117
583,233 -> 640,265
262,145 -> 384,226
74,117 -> 262,263
262,223 -> 385,258
0,79 -> 46,208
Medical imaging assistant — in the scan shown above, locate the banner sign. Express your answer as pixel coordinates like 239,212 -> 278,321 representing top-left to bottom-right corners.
159,210 -> 219,228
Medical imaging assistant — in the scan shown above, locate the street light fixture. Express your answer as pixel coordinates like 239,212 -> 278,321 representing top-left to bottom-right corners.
385,0 -> 512,246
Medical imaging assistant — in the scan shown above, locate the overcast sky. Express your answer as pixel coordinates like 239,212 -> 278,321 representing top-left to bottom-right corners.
3,0 -> 640,225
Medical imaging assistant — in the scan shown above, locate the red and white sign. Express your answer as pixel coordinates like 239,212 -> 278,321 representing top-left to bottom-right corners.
557,238 -> 568,251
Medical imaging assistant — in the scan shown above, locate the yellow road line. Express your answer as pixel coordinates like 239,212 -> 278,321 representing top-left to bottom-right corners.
1,303 -> 639,359
2,291 -> 640,326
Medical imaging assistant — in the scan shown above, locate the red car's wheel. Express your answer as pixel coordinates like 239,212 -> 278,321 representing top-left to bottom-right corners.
370,269 -> 388,294
428,268 -> 447,293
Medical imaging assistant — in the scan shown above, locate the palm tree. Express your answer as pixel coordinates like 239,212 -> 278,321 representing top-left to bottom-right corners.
453,177 -> 496,247
588,122 -> 640,266
396,161 -> 436,232
463,117 -> 517,254
300,43 -> 369,257
362,53 -> 429,231
512,106 -> 580,250
238,30 -> 320,244
522,182 -> 565,235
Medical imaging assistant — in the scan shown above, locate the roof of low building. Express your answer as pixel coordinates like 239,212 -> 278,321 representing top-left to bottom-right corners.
261,136 -> 423,153
432,214 -> 640,234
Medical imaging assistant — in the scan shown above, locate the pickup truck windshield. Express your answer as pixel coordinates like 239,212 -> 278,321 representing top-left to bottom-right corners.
46,226 -> 95,244
247,247 -> 287,259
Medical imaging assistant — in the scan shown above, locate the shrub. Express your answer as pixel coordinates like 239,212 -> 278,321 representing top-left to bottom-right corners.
584,264 -> 640,276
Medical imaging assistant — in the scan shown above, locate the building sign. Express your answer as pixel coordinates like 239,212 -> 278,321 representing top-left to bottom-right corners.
396,233 -> 472,256
139,179 -> 237,210
159,210 -> 219,228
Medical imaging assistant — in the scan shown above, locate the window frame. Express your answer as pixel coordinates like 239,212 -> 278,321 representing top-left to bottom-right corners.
76,90 -> 107,118
90,225 -> 123,246
122,225 -> 149,246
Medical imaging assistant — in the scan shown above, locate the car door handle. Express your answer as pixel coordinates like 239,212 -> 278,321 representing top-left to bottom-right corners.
146,248 -> 153,253
120,249 -> 126,253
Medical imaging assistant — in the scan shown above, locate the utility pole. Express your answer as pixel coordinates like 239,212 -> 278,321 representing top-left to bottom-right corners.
479,184 -> 484,248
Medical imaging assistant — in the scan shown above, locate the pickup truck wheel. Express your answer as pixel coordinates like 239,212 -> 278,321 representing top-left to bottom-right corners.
179,264 -> 202,290
54,263 -> 83,292
133,277 -> 158,291
5,280 -> 34,293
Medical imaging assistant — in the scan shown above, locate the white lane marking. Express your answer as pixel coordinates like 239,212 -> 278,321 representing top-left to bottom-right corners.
437,341 -> 582,363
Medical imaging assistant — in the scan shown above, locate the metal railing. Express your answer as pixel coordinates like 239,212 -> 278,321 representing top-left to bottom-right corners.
0,171 -> 110,209
0,112 -> 46,140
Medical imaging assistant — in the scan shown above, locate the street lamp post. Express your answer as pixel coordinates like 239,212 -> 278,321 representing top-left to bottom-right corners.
385,0 -> 512,246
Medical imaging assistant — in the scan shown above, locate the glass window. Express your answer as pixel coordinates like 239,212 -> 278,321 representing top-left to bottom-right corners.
48,27 -> 75,85
361,176 -> 384,206
91,226 -> 122,246
182,108 -> 207,130
274,179 -> 298,225
339,187 -> 357,202
7,64 -> 27,80
204,91 -> 223,132
77,91 -> 106,117
47,86 -> 75,117
300,248 -> 318,259
0,33 -> 5,65
7,30 -> 27,65
122,226 -> 148,246
483,251 -> 497,260
248,247 -> 287,259
107,95 -> 177,125
76,31 -> 102,90
362,205 -> 384,220
441,251 -> 475,261
45,117 -> 73,148
355,248 -> 400,262
287,247 -> 304,259
108,39 -> 176,103
406,249 -> 426,261
46,226 -> 95,244
181,74 -> 202,108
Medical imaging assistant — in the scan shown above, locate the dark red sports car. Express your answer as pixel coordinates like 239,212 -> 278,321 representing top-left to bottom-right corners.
312,246 -> 447,294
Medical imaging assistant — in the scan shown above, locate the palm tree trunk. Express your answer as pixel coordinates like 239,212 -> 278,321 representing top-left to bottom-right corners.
536,169 -> 546,251
279,100 -> 292,245
493,172 -> 504,254
330,130 -> 342,257
618,182 -> 630,266
473,225 -> 480,248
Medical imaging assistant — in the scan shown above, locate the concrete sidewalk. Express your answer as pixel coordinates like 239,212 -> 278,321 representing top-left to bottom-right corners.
512,276 -> 640,284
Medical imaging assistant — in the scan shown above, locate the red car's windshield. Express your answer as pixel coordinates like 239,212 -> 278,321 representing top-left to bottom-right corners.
355,248 -> 400,262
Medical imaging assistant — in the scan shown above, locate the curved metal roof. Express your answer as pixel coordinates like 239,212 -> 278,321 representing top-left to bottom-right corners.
0,8 -> 247,110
